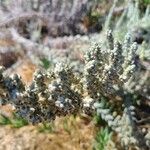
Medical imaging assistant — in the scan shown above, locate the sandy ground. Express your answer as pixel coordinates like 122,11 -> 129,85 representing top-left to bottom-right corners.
0,115 -> 96,150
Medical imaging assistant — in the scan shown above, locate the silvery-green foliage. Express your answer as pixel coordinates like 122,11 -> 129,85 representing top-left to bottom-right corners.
94,100 -> 138,149
2,30 -> 138,120
0,63 -> 83,123
83,30 -> 138,99
82,31 -> 149,149
48,63 -> 83,116
114,0 -> 150,44
0,31 -> 149,149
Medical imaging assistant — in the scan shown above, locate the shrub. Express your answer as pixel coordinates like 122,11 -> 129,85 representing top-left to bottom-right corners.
0,30 -> 149,149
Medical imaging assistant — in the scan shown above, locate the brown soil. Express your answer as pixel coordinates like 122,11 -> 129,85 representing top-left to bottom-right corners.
0,116 -> 95,150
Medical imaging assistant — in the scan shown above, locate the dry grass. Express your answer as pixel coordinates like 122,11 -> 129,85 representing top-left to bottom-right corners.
0,115 -> 96,150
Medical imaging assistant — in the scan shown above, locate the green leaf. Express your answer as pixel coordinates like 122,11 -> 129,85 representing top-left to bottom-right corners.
40,58 -> 51,70
93,127 -> 112,150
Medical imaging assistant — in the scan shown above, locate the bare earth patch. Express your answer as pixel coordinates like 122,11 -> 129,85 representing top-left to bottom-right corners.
0,115 -> 95,150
